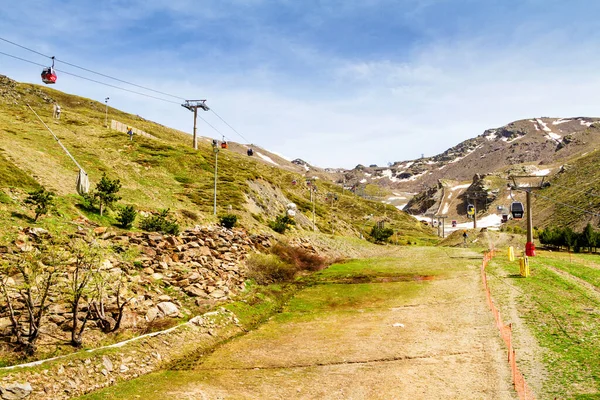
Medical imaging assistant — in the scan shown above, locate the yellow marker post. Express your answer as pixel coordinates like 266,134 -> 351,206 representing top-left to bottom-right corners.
508,246 -> 515,262
519,256 -> 530,277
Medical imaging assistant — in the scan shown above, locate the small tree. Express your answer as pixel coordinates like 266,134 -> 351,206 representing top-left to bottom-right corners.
582,223 -> 596,253
0,248 -> 64,355
24,187 -> 54,222
89,271 -> 133,333
116,205 -> 137,229
139,209 -> 179,235
219,214 -> 237,229
369,226 -> 394,243
269,214 -> 295,234
65,239 -> 103,347
93,174 -> 121,216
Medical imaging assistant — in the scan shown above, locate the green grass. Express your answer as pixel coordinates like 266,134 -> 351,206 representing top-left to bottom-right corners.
0,152 -> 38,189
224,283 -> 299,330
0,78 -> 435,241
487,252 -> 600,399
533,146 -> 600,230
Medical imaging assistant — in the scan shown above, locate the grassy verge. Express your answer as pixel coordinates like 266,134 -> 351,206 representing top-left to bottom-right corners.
487,251 -> 600,399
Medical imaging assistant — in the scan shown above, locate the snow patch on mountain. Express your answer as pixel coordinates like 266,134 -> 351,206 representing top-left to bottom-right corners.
256,152 -> 279,166
552,118 -> 572,125
451,184 -> 471,191
485,129 -> 498,141
533,169 -> 550,176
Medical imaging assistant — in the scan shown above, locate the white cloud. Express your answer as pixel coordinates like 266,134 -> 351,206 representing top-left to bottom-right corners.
3,2 -> 600,169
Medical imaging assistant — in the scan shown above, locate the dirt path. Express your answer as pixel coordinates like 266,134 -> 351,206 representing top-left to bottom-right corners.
81,247 -> 515,399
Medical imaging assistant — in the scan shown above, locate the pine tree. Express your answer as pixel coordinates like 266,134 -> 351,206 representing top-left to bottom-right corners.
93,174 -> 121,216
24,187 -> 54,222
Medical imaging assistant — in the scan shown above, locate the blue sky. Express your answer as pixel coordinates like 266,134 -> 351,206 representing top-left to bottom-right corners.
2,0 -> 600,168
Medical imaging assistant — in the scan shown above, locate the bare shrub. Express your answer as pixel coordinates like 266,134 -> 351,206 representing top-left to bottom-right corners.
270,243 -> 326,272
246,253 -> 297,285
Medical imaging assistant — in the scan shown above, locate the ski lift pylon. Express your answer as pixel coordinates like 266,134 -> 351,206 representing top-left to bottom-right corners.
41,56 -> 57,84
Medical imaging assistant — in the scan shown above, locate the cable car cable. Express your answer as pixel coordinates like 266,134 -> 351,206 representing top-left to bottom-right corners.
0,36 -> 186,101
0,45 -> 245,144
209,109 -> 251,143
0,51 -> 231,140
532,192 -> 600,218
544,182 -> 600,199
0,51 -> 180,104
1,37 -> 256,144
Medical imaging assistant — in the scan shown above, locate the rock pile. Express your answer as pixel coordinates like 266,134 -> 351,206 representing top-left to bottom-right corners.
118,226 -> 272,304
0,225 -> 272,342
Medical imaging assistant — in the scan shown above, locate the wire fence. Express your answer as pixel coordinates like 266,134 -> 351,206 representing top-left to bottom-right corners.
110,120 -> 157,140
481,250 -> 536,400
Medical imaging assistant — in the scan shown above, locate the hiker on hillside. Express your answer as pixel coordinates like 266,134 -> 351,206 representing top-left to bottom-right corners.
53,103 -> 61,119
463,230 -> 468,244
127,126 -> 133,141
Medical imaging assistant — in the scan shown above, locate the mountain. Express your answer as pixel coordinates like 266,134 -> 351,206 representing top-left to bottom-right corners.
343,117 -> 600,192
0,75 -> 432,242
346,117 -> 600,229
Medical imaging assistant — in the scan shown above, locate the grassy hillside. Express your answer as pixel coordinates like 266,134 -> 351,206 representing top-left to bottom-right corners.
0,75 -> 433,241
531,149 -> 600,230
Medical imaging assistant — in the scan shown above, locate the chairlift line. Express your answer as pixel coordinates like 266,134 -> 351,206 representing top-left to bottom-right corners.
0,50 -> 181,104
532,192 -> 600,218
0,38 -> 256,148
0,36 -> 185,101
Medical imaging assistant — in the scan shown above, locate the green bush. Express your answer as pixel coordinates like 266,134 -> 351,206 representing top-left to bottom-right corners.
219,214 -> 237,229
246,253 -> 297,284
139,209 -> 180,235
269,214 -> 295,234
369,226 -> 394,243
116,205 -> 137,229
24,187 -> 54,221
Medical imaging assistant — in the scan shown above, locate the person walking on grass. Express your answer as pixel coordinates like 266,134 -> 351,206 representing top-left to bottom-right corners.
53,103 -> 61,119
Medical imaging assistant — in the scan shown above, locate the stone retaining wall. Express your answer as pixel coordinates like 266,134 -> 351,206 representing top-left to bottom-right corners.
0,309 -> 243,399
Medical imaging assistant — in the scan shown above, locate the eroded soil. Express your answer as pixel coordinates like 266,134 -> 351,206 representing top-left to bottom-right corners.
81,247 -> 516,400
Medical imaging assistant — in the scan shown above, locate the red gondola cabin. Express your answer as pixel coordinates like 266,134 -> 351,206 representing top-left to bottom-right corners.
41,56 -> 57,84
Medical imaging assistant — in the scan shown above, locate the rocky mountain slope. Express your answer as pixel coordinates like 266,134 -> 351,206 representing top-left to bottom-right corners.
341,116 -> 600,229
342,117 -> 600,192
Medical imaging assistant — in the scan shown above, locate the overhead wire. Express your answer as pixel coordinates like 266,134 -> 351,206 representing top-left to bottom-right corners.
210,109 -> 251,144
545,181 -> 600,199
0,36 -> 185,101
532,192 -> 600,218
0,50 -> 180,104
0,38 -> 249,143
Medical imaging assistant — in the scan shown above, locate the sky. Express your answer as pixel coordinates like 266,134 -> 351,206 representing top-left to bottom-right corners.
2,0 -> 600,168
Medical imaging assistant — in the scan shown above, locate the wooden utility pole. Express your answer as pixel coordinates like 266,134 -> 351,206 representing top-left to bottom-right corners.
181,100 -> 209,150
435,215 -> 448,238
